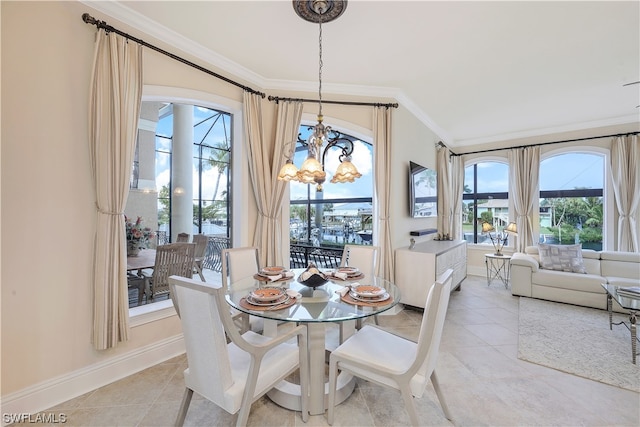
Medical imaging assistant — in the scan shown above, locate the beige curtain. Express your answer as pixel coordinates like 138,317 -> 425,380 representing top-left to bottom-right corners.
508,146 -> 540,252
89,30 -> 143,350
610,134 -> 640,252
436,146 -> 452,239
450,154 -> 464,241
373,106 -> 394,282
243,93 -> 302,266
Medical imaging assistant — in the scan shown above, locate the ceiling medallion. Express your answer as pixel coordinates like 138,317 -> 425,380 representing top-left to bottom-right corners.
293,0 -> 348,24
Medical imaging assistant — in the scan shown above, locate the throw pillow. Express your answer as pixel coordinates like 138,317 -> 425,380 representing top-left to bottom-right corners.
538,243 -> 587,274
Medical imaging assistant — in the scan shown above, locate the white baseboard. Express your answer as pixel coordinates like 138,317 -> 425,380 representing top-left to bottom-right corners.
1,334 -> 185,422
467,267 -> 486,278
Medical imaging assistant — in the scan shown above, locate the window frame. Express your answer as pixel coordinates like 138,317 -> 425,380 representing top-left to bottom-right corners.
538,147 -> 612,251
129,86 -> 243,321
462,157 -> 511,248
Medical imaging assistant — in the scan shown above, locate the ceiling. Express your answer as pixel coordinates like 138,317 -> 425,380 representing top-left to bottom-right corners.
90,1 -> 639,148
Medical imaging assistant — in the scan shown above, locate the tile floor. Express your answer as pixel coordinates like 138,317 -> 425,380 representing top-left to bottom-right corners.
47,274 -> 639,426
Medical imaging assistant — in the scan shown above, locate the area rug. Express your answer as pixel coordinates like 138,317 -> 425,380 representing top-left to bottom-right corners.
518,297 -> 639,392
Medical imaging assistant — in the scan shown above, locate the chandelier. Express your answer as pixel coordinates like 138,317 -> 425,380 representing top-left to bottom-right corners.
482,221 -> 518,256
277,0 -> 361,192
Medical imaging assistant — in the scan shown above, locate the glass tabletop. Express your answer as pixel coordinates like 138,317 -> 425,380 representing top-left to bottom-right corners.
601,283 -> 640,311
226,268 -> 401,323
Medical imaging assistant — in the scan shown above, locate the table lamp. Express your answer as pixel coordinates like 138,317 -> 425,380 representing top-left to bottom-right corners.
482,221 -> 517,256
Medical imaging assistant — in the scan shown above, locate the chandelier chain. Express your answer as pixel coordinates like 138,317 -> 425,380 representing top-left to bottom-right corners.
318,9 -> 323,117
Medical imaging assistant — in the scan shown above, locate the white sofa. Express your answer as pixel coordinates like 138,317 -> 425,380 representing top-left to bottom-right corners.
510,246 -> 640,313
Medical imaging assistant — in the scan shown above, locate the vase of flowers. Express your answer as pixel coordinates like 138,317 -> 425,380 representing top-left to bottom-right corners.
125,216 -> 155,257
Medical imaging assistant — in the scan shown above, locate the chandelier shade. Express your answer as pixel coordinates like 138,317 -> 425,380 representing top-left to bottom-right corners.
277,0 -> 360,192
331,157 -> 362,183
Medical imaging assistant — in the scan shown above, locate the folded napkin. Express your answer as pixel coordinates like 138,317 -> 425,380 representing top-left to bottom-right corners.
268,271 -> 294,282
285,289 -> 302,299
333,271 -> 348,280
335,286 -> 351,297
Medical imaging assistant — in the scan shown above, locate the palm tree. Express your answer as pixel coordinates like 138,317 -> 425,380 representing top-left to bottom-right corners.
208,143 -> 230,201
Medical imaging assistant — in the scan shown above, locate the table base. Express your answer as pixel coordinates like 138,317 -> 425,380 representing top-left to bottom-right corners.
267,322 -> 357,415
606,294 -> 639,364
267,372 -> 355,415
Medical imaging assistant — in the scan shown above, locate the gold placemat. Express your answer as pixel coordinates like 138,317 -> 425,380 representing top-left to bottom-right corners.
239,296 -> 297,311
327,273 -> 365,282
252,273 -> 293,283
340,293 -> 393,307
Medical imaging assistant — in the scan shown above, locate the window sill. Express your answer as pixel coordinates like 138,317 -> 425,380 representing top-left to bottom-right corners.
129,299 -> 177,327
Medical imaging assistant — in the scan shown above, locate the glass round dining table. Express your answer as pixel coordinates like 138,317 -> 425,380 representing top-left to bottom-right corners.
225,268 -> 401,416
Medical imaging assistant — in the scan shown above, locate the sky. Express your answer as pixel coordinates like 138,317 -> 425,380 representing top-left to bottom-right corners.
464,152 -> 604,193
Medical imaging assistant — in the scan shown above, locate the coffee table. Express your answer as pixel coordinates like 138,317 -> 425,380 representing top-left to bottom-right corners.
601,283 -> 640,364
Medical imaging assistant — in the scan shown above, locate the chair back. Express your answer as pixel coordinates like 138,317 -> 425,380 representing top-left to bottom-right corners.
168,276 -> 238,412
410,268 -> 453,397
150,243 -> 195,300
192,234 -> 209,260
221,247 -> 260,288
340,244 -> 379,280
176,232 -> 190,242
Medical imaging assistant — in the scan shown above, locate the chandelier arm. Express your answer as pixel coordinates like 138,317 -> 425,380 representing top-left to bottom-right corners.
321,137 -> 355,165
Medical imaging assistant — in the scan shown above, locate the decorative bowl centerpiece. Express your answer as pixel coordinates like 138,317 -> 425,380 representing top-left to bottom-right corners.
298,262 -> 328,288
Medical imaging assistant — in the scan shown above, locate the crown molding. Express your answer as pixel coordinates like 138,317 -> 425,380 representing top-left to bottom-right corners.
455,114 -> 640,148
80,0 -> 266,88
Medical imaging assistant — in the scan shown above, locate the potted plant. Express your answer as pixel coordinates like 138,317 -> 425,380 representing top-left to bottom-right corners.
125,216 -> 155,256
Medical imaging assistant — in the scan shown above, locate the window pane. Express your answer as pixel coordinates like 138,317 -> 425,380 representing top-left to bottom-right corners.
463,162 -> 509,244
540,153 -> 603,191
477,162 -> 508,193
539,153 -> 603,250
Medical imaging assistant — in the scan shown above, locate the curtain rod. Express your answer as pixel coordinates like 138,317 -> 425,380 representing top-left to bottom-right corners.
268,95 -> 398,109
448,131 -> 640,157
82,13 -> 397,108
82,13 -> 265,98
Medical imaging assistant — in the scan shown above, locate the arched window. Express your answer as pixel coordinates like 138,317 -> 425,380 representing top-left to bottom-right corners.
462,160 -> 510,245
288,124 -> 373,267
539,152 -> 605,250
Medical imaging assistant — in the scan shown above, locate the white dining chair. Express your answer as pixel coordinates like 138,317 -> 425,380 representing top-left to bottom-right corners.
169,275 -> 309,426
340,244 -> 380,327
327,269 -> 454,427
340,244 -> 379,280
221,247 -> 261,334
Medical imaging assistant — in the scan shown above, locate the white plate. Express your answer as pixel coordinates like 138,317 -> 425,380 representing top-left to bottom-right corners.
250,287 -> 285,302
261,266 -> 286,276
337,267 -> 360,276
348,290 -> 390,303
352,285 -> 385,297
246,294 -> 290,306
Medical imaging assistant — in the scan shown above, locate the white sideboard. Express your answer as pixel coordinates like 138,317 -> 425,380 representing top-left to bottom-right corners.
394,240 -> 467,308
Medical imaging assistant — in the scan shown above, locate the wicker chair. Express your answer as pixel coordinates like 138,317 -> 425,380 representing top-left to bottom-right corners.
144,243 -> 196,306
191,234 -> 209,281
176,232 -> 190,243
